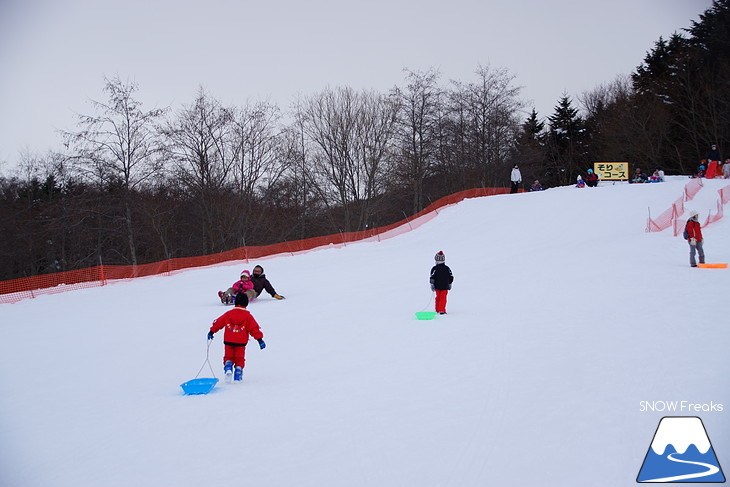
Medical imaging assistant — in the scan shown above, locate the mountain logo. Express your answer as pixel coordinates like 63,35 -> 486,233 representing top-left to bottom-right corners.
637,416 -> 725,483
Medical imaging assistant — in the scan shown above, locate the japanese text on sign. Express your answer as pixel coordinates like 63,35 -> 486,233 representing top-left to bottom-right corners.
594,162 -> 628,180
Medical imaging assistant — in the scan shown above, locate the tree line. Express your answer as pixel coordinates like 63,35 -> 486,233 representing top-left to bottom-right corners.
1,0 -> 728,281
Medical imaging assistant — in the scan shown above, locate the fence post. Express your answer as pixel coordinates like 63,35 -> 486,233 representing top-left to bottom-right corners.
646,207 -> 652,233
99,256 -> 107,286
338,230 -> 347,247
402,211 -> 413,231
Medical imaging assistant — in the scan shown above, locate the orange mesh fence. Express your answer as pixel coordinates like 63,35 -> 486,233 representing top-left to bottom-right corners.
684,177 -> 703,200
647,178 -> 701,234
702,183 -> 730,226
647,180 -> 730,236
704,198 -> 724,226
646,195 -> 684,233
0,187 -> 511,304
719,185 -> 730,205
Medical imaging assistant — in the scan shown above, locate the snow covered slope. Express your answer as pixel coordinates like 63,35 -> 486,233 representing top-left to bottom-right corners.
1,177 -> 729,487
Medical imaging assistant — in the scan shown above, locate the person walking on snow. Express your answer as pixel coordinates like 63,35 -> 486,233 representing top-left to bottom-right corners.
685,210 -> 705,267
510,164 -> 522,194
251,265 -> 285,299
218,269 -> 255,304
430,251 -> 454,315
207,293 -> 266,382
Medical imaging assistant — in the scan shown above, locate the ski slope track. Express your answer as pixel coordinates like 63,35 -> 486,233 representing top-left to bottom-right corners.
1,177 -> 729,487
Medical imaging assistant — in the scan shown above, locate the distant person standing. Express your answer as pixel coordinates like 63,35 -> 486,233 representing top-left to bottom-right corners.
510,164 -> 522,193
723,159 -> 730,179
707,144 -> 721,163
685,210 -> 705,268
705,144 -> 721,178
429,251 -> 453,315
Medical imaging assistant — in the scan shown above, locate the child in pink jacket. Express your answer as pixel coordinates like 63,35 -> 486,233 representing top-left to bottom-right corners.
218,270 -> 255,304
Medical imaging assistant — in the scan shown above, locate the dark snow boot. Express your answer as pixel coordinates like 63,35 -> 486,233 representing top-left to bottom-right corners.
234,366 -> 243,382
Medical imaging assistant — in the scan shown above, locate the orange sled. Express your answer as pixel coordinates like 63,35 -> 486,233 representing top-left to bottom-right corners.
698,263 -> 728,268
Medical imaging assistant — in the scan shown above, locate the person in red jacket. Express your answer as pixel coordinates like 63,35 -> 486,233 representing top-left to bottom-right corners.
207,293 -> 266,382
685,210 -> 705,267
584,169 -> 599,187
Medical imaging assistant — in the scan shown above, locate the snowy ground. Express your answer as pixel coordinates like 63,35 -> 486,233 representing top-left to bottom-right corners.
1,176 -> 729,487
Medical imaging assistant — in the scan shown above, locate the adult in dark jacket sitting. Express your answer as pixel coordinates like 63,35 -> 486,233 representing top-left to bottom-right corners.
584,169 -> 599,187
251,265 -> 285,299
630,167 -> 648,183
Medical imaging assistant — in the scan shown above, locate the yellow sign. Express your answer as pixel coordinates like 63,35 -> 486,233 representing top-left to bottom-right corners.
594,162 -> 629,180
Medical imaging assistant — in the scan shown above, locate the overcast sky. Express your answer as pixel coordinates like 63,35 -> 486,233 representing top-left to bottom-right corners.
0,0 -> 713,172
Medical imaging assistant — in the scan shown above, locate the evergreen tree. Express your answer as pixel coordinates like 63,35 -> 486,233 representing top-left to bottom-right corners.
512,109 -> 547,187
630,0 -> 730,168
545,95 -> 586,186
522,109 -> 545,139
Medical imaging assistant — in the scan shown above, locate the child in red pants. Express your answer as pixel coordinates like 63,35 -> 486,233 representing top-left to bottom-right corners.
207,293 -> 266,382
429,251 -> 454,314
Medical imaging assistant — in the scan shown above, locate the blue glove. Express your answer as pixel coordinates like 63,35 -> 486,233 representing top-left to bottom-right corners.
207,331 -> 214,340
257,339 -> 266,349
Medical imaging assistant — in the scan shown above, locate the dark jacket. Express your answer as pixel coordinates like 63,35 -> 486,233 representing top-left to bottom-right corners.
251,267 -> 278,297
708,147 -> 721,162
430,263 -> 454,291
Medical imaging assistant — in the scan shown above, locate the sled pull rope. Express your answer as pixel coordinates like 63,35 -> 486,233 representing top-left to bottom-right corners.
420,290 -> 435,311
194,339 -> 218,379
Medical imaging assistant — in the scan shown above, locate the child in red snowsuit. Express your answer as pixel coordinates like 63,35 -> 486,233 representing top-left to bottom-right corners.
207,293 -> 265,382
430,251 -> 454,314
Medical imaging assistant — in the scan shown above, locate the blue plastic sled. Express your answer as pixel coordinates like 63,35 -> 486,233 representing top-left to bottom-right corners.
180,377 -> 219,395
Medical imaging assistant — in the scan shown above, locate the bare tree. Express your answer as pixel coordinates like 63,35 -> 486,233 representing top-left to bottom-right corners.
449,65 -> 524,187
580,75 -> 645,168
230,101 -> 289,244
62,76 -> 166,266
393,68 -> 443,213
159,87 -> 236,253
300,87 -> 398,232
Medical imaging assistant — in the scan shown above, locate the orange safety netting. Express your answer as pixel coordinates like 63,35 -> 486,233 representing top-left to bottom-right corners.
0,187 -> 512,304
646,178 -> 700,234
646,178 -> 730,236
645,194 -> 685,233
